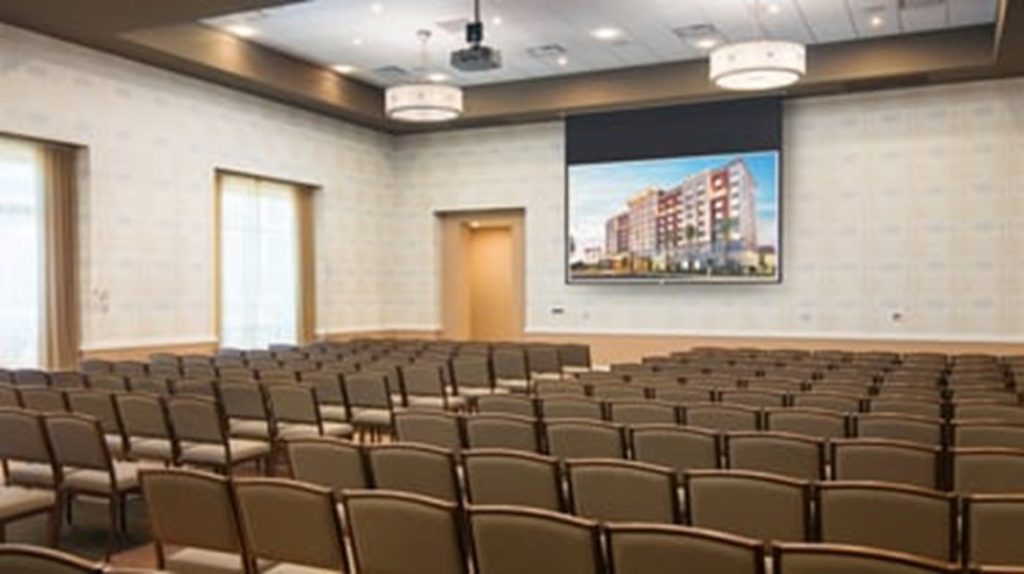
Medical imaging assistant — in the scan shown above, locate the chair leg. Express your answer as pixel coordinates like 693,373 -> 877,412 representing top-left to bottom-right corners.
106,495 -> 122,558
48,499 -> 63,548
65,493 -> 74,524
119,493 -> 129,534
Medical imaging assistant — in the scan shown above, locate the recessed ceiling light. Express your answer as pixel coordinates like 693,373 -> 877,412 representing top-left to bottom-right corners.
766,2 -> 781,14
371,2 -> 383,14
492,15 -> 503,26
695,38 -> 719,50
869,14 -> 884,27
225,24 -> 258,38
591,27 -> 623,41
352,37 -> 364,46
427,72 -> 449,83
557,56 -> 569,66
332,64 -> 356,74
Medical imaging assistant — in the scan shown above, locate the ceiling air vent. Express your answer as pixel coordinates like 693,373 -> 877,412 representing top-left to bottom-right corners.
370,66 -> 412,83
525,44 -> 568,60
899,0 -> 945,9
672,24 -> 725,50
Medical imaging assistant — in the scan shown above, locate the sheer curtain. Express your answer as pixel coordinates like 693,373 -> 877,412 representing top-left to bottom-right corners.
0,137 -> 45,368
219,173 -> 301,349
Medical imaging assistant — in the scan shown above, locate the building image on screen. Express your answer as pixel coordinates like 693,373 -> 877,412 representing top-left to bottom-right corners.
568,150 -> 779,283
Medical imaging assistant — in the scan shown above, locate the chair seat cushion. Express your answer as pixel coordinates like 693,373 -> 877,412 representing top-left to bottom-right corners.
129,437 -> 175,461
167,547 -> 250,574
277,422 -> 353,440
318,405 -> 349,422
65,461 -> 140,494
229,418 -> 272,439
351,408 -> 392,426
261,563 -> 339,574
5,462 -> 55,488
0,486 -> 55,520
456,386 -> 505,397
496,378 -> 530,392
180,439 -> 270,466
407,395 -> 468,410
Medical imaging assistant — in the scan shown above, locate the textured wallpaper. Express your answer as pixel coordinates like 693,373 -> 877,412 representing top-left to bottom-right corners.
2,21 -> 1022,346
0,23 -> 395,349
394,80 -> 1024,342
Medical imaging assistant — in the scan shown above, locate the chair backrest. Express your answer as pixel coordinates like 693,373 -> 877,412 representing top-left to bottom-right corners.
343,371 -> 393,410
765,408 -> 848,440
87,374 -> 129,392
394,411 -> 464,452
720,390 -> 788,409
43,413 -> 112,472
854,413 -> 945,446
50,371 -> 87,390
527,345 -> 563,376
302,371 -> 346,407
65,391 -> 122,436
559,344 -> 591,370
963,494 -> 1024,568
953,422 -> 1024,449
954,402 -> 1024,423
82,359 -> 114,375
726,432 -> 825,481
590,383 -> 647,401
685,470 -> 811,542
0,544 -> 102,573
630,424 -> 720,476
649,385 -> 714,404
869,397 -> 945,419
451,356 -> 493,391
772,543 -> 957,574
286,437 -> 369,495
492,348 -> 529,380
832,439 -> 942,490
0,407 -> 55,466
684,403 -> 760,432
476,395 -> 537,418
818,481 -> 957,562
115,393 -> 172,440
0,384 -> 18,408
173,378 -> 218,398
536,380 -> 587,397
567,458 -> 679,523
545,419 -> 627,460
129,376 -> 173,396
952,448 -> 1024,494
790,391 -> 865,413
344,490 -> 467,574
605,523 -> 765,574
18,388 -> 67,413
264,384 -> 321,428
233,478 -> 347,571
400,364 -> 447,400
166,396 -> 227,445
540,397 -> 604,421
606,400 -> 678,425
469,505 -> 603,574
366,443 -> 460,503
13,369 -> 50,387
219,382 -> 270,421
140,469 -> 246,560
463,413 -> 541,453
463,449 -> 563,511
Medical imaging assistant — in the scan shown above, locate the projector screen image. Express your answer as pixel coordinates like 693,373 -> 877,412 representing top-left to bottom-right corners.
568,150 -> 780,284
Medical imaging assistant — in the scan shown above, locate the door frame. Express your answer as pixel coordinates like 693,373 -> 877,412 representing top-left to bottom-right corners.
436,208 -> 525,341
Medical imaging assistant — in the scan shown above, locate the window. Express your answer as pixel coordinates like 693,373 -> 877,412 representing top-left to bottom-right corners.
218,173 -> 313,349
0,138 -> 44,367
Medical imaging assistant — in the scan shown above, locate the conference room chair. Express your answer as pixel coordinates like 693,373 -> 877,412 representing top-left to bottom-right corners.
140,468 -> 249,573
18,388 -> 68,413
0,385 -> 18,408
0,409 -> 60,545
952,421 -> 1024,449
172,378 -> 218,399
647,385 -> 714,404
49,371 -> 87,390
182,361 -> 218,380
300,371 -> 349,424
868,397 -> 946,419
791,390 -> 867,413
112,361 -> 148,378
545,419 -> 628,460
874,385 -> 944,400
128,376 -> 173,396
817,481 -> 957,562
852,412 -> 946,446
12,369 -> 50,388
64,390 -> 126,459
44,413 -> 141,552
566,458 -> 680,523
463,413 -> 542,453
286,437 -> 370,499
963,494 -> 1024,568
394,410 -> 464,452
234,478 -> 348,573
831,439 -> 943,490
719,389 -> 788,409
449,355 -> 499,400
366,443 -> 461,503
725,432 -> 825,481
685,469 -> 811,542
540,396 -> 605,421
527,345 -> 565,381
605,523 -> 766,574
952,448 -> 1024,494
469,505 -> 603,574
953,402 -> 1024,423
147,363 -> 182,383
492,348 -> 531,393
577,371 -> 628,386
764,408 -> 849,440
113,393 -> 176,465
0,544 -> 103,574
217,382 -> 273,441
343,371 -> 396,439
559,344 -> 592,375
462,449 -> 563,511
590,383 -> 647,401
344,490 -> 467,574
400,363 -> 467,412
630,424 -> 720,478
536,380 -> 587,397
264,384 -> 353,441
606,400 -> 679,425
85,374 -> 129,393
81,359 -> 114,376
771,542 -> 959,574
949,388 -> 1021,403
475,394 -> 538,418
682,403 -> 761,432
166,396 -> 271,474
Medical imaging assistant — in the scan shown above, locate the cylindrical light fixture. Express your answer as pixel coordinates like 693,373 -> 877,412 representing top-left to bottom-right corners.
385,83 -> 464,122
709,40 -> 806,91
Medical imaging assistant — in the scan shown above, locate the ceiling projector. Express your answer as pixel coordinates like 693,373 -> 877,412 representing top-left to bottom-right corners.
450,0 -> 501,72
